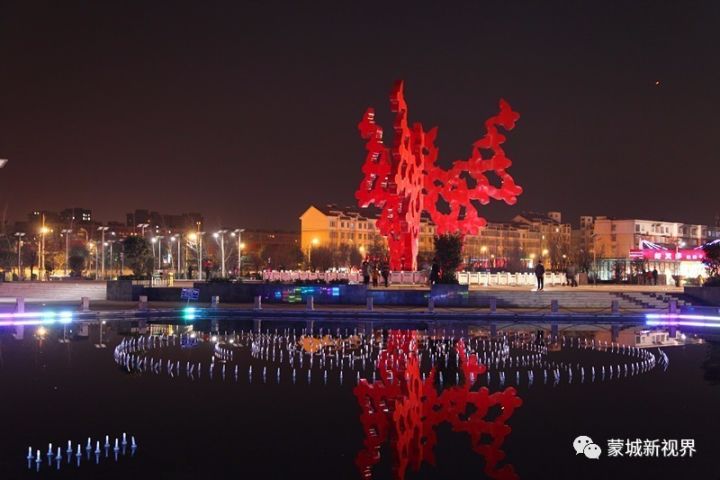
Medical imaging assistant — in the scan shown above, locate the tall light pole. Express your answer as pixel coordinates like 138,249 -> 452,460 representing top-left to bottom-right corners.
214,230 -> 228,277
39,214 -> 49,280
153,236 -> 164,270
61,229 -> 72,277
97,226 -> 109,279
198,231 -> 205,280
308,237 -> 319,267
171,234 -> 182,276
14,232 -> 25,280
232,228 -> 245,277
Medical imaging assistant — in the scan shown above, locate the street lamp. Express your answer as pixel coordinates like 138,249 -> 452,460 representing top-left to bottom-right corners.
136,223 -> 149,236
152,236 -> 164,270
308,237 -> 319,266
97,226 -> 109,279
61,229 -> 72,277
214,230 -> 228,277
39,225 -> 50,281
171,235 -> 182,276
231,228 -> 245,278
0,159 -> 7,168
14,232 -> 25,280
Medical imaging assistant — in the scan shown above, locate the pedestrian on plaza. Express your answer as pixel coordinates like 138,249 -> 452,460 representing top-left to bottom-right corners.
380,260 -> 390,288
535,261 -> 545,291
361,260 -> 370,286
372,260 -> 379,287
652,268 -> 659,285
566,264 -> 578,287
430,261 -> 440,285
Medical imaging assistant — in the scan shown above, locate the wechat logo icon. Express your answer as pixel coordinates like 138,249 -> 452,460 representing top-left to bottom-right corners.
573,435 -> 602,459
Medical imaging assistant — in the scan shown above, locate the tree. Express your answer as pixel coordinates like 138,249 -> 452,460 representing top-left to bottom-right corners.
702,242 -> 720,286
68,244 -> 88,277
434,234 -> 463,284
308,246 -> 334,271
123,236 -> 153,277
261,244 -> 303,270
21,243 -> 37,279
334,244 -> 363,269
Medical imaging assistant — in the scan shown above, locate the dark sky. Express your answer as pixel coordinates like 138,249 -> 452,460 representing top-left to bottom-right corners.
1,1 -> 719,231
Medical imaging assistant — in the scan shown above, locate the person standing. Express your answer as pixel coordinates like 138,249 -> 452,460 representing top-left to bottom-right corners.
652,268 -> 659,286
430,261 -> 440,285
371,260 -> 379,287
535,261 -> 545,291
566,263 -> 577,287
380,260 -> 390,288
361,260 -> 370,286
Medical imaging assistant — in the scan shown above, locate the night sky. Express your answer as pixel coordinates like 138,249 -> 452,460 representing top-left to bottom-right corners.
1,1 -> 719,231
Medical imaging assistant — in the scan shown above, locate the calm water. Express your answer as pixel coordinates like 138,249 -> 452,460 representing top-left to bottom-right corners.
1,316 -> 719,480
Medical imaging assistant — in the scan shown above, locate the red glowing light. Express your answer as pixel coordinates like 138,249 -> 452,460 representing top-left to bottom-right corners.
356,81 -> 523,270
354,330 -> 522,480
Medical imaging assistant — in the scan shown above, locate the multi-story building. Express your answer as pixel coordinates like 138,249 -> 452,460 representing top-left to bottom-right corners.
592,217 -> 707,258
587,216 -> 714,282
300,205 -> 572,270
300,204 -> 432,257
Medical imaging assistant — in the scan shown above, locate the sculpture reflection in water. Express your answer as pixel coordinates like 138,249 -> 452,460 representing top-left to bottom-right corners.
353,330 -> 523,480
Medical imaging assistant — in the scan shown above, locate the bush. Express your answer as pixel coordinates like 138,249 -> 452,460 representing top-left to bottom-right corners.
704,276 -> 720,287
434,234 -> 463,284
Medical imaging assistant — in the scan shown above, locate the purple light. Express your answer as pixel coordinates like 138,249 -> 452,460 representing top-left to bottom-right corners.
0,311 -> 74,327
646,313 -> 720,322
646,320 -> 720,329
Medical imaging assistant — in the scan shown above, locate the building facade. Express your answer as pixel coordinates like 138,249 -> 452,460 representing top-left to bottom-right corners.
300,205 -> 573,270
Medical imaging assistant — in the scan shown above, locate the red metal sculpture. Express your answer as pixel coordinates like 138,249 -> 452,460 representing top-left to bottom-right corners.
356,81 -> 523,270
354,330 -> 523,480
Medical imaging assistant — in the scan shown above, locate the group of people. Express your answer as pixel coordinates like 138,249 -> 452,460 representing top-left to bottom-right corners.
534,261 -> 581,290
361,258 -> 390,287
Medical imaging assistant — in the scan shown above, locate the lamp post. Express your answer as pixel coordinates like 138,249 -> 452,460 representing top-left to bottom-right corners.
14,232 -> 25,280
189,231 -> 205,280
232,228 -> 245,277
155,236 -> 164,270
214,230 -> 228,277
171,235 -> 181,277
97,226 -> 109,279
308,238 -> 319,267
136,223 -> 149,237
39,225 -> 50,281
61,229 -> 72,277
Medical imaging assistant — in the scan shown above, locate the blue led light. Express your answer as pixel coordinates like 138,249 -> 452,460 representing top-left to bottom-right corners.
182,307 -> 197,321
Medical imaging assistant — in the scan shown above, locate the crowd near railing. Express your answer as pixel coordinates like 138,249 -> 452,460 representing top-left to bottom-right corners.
262,270 -> 567,286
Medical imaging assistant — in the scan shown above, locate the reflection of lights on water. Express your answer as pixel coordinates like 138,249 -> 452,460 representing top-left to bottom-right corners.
646,313 -> 720,329
182,307 -> 196,321
0,310 -> 75,327
36,326 -> 48,337
229,339 -> 235,344
646,313 -> 720,322
211,335 -> 218,342
646,320 -> 720,329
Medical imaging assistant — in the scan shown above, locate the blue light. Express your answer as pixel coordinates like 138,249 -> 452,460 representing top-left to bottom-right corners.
182,307 -> 197,321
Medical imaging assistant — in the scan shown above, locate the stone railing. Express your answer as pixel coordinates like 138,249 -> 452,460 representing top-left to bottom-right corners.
457,271 -> 566,287
262,270 -> 565,286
